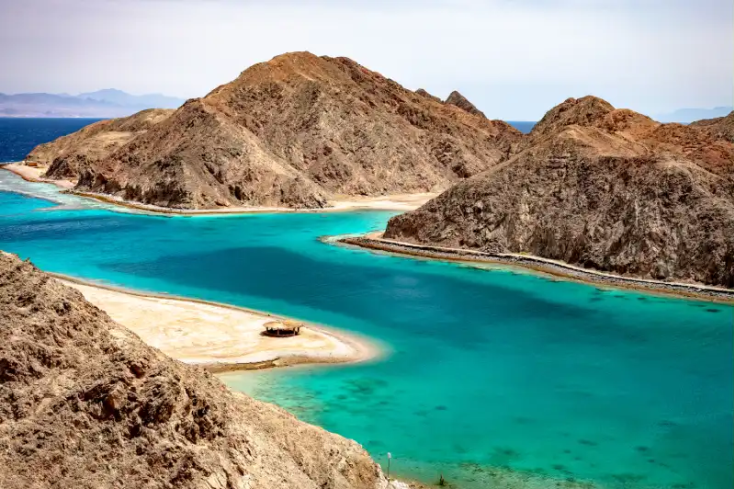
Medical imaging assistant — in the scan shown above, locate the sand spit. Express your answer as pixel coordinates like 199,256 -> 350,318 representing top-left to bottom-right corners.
338,235 -> 734,303
2,162 -> 75,189
55,274 -> 382,372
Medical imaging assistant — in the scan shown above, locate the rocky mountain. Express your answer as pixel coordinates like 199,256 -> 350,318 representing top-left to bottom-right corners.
0,251 -> 388,489
26,109 -> 174,180
78,89 -> 185,110
385,96 -> 734,287
445,91 -> 485,118
657,106 -> 733,123
27,52 -> 521,209
690,111 -> 734,143
0,90 -> 184,118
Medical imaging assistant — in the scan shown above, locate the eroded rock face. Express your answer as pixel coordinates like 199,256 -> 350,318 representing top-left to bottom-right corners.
0,252 -> 386,489
385,97 -> 734,287
690,111 -> 734,143
444,91 -> 486,118
25,109 -> 174,180
30,52 -> 522,209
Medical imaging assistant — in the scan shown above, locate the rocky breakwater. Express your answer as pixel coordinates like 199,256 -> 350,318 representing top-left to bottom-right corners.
385,96 -> 734,288
0,251 -> 395,489
25,51 -> 521,210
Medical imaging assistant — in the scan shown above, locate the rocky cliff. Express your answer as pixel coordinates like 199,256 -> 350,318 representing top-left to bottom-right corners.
445,91 -> 485,118
26,108 -> 174,179
690,111 -> 734,143
29,52 -> 521,209
0,251 -> 389,489
385,96 -> 734,287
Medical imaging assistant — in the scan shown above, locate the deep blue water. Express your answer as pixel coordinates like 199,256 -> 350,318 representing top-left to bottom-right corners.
0,118 -> 102,162
0,119 -> 731,489
507,121 -> 536,134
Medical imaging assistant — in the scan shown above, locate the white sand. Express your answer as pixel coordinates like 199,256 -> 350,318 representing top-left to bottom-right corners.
2,163 -> 76,189
59,278 -> 381,371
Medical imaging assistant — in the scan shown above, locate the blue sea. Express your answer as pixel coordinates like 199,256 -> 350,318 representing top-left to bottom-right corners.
506,121 -> 536,134
0,118 -> 103,162
0,119 -> 731,489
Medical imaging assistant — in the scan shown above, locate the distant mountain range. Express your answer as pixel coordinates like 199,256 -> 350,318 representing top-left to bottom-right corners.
656,106 -> 733,123
0,89 -> 185,118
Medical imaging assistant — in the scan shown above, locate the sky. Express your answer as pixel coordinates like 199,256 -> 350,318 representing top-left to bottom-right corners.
0,0 -> 731,120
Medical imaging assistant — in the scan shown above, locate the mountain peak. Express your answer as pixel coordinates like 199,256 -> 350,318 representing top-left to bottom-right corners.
445,91 -> 486,118
530,95 -> 616,137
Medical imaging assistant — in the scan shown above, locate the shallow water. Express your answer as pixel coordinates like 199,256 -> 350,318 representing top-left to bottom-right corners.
0,180 -> 731,489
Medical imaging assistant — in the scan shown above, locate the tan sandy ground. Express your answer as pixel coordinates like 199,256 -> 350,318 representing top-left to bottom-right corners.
2,162 -> 75,189
58,277 -> 381,371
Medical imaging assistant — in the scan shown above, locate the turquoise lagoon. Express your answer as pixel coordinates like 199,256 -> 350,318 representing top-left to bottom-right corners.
0,173 -> 731,489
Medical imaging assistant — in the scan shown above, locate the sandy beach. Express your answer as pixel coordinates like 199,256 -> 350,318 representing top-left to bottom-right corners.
2,162 -> 76,189
2,163 -> 436,214
56,275 -> 381,371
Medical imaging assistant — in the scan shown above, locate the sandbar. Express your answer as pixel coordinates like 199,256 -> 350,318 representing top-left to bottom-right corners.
2,162 -> 75,189
337,233 -> 734,304
55,275 -> 382,372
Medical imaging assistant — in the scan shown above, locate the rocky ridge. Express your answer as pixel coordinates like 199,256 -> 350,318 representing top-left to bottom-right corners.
445,91 -> 485,118
690,111 -> 734,143
0,251 -> 390,489
28,52 -> 521,209
26,109 -> 174,180
385,96 -> 734,287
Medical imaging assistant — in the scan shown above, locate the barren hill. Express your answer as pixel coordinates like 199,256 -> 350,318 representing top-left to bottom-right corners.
28,52 -> 521,209
26,109 -> 174,179
0,251 -> 389,489
690,111 -> 734,143
385,96 -> 734,287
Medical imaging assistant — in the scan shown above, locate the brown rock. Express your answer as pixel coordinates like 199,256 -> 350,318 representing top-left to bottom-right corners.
29,52 -> 522,209
25,109 -> 174,180
385,97 -> 734,287
690,111 -> 734,143
0,251 -> 388,489
415,88 -> 442,103
444,91 -> 486,118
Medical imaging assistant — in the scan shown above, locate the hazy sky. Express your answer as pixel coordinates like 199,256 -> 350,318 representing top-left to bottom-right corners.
1,0 -> 731,120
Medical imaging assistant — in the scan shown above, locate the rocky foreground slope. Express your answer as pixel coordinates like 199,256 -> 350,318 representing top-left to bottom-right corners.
26,52 -> 520,209
26,109 -> 174,179
0,252 -> 389,489
385,97 -> 734,287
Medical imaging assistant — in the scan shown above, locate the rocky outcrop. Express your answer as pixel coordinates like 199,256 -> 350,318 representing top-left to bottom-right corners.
0,251 -> 388,489
444,91 -> 485,118
385,96 -> 734,287
690,111 -> 734,143
414,88 -> 441,103
25,109 -> 174,180
29,52 -> 521,209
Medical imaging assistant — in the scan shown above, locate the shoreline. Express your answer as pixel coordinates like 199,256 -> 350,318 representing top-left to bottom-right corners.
2,163 -> 435,215
336,234 -> 734,304
51,272 -> 384,372
1,162 -> 76,189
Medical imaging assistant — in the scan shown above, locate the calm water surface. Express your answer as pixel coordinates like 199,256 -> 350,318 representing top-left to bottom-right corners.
0,119 -> 731,489
0,118 -> 103,162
